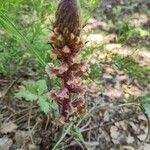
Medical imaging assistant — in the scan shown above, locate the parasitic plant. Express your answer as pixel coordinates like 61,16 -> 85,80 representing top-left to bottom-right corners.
46,0 -> 88,124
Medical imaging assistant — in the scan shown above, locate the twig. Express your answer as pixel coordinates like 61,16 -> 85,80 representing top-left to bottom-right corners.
0,79 -> 10,83
0,78 -> 19,98
81,125 -> 98,132
45,114 -> 50,130
31,118 -> 41,133
84,141 -> 99,147
81,118 -> 91,130
5,106 -> 16,113
119,103 -> 139,107
13,113 -> 29,123
28,106 -> 35,145
3,106 -> 37,123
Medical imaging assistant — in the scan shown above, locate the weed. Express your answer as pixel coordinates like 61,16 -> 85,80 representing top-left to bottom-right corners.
114,18 -> 134,43
0,0 -> 58,76
15,80 -> 58,113
137,94 -> 150,118
112,5 -> 149,44
89,63 -> 103,80
111,54 -> 149,82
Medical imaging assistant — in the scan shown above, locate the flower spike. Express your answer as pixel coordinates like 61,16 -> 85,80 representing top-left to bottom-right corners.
46,0 -> 87,123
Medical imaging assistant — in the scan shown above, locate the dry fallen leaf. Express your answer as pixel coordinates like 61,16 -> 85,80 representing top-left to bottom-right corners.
110,126 -> 120,139
0,137 -> 12,150
1,122 -> 18,134
15,130 -> 29,148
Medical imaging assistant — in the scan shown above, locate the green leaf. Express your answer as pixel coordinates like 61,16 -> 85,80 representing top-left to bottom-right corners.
49,100 -> 58,110
0,12 -> 46,66
26,81 -> 38,95
137,96 -> 150,104
36,80 -> 47,95
143,104 -> 150,118
70,125 -> 84,142
89,63 -> 103,80
15,91 -> 38,101
14,79 -> 57,113
38,94 -> 58,113
25,79 -> 47,96
38,94 -> 50,113
137,95 -> 150,118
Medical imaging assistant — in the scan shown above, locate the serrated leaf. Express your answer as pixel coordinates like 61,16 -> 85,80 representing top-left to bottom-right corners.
143,104 -> 150,118
14,80 -> 56,113
49,100 -> 58,110
15,91 -> 38,101
38,94 -> 50,113
36,80 -> 47,95
137,96 -> 150,104
24,80 -> 48,96
38,94 -> 58,113
26,81 -> 38,94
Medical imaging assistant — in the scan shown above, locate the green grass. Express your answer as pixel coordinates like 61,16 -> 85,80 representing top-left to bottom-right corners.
111,54 -> 150,84
82,44 -> 104,59
89,63 -> 103,80
0,0 -> 59,76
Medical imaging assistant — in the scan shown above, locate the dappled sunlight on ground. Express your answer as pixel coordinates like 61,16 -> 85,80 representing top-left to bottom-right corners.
83,18 -> 108,33
133,14 -> 149,27
84,32 -> 150,66
82,18 -> 150,101
83,34 -> 104,47
105,44 -> 150,66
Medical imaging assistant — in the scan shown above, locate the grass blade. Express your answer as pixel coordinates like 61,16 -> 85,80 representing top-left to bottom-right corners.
52,123 -> 73,150
0,11 -> 46,66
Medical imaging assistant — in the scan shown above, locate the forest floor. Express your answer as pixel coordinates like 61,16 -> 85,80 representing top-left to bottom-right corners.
0,1 -> 150,150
